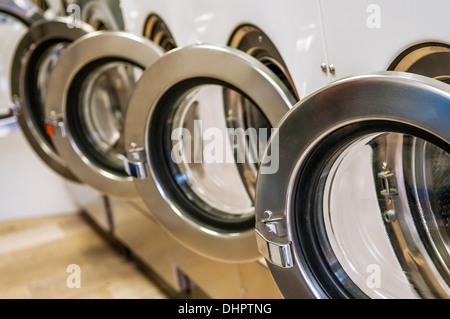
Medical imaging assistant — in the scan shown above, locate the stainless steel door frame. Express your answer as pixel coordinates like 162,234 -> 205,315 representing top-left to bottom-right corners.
124,44 -> 297,263
255,72 -> 450,298
0,0 -> 43,26
45,31 -> 164,198
10,18 -> 93,182
0,0 -> 43,120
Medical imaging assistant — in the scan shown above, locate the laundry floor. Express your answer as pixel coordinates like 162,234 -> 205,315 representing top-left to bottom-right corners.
0,212 -> 169,299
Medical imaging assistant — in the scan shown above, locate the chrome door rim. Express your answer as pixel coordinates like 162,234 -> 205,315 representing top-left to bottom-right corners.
10,18 -> 93,182
124,44 -> 296,263
0,0 -> 43,26
45,31 -> 164,198
0,0 -> 43,121
255,72 -> 450,298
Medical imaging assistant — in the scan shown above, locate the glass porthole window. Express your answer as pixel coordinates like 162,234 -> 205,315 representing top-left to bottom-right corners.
152,82 -> 271,230
301,129 -> 450,298
34,41 -> 70,144
68,60 -> 144,175
124,44 -> 296,262
45,32 -> 164,198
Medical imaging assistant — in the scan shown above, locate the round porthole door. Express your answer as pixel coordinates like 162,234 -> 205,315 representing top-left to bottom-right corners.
45,31 -> 164,198
124,44 -> 297,263
0,0 -> 42,120
255,72 -> 450,299
10,17 -> 94,182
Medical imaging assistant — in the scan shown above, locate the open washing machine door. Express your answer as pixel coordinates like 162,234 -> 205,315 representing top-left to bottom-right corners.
124,44 -> 297,263
45,31 -> 164,198
10,17 -> 93,182
0,0 -> 43,119
255,72 -> 450,299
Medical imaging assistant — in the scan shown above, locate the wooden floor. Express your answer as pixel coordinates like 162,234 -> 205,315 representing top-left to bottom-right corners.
0,213 -> 169,299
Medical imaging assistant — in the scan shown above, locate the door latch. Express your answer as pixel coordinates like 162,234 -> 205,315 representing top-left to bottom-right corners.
255,219 -> 293,268
124,148 -> 148,179
378,170 -> 398,196
45,117 -> 66,137
8,95 -> 21,117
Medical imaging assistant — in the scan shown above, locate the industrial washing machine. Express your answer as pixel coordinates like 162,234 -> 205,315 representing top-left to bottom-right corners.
122,0 -> 271,297
255,72 -> 449,299
67,0 -> 200,295
0,0 -> 80,221
254,0 -> 450,299
61,0 -> 130,231
8,0 -> 128,231
122,0 -> 449,299
42,29 -> 198,295
7,6 -> 110,225
117,0 -> 335,299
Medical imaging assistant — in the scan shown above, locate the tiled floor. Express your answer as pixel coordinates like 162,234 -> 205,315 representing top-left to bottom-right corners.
0,213 -> 168,299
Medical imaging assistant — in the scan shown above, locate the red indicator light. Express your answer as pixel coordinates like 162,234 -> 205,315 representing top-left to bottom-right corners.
45,123 -> 55,136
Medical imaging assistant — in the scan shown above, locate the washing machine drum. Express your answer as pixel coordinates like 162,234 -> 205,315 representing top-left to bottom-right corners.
45,31 -> 164,198
255,72 -> 450,299
10,17 -> 94,182
124,44 -> 297,263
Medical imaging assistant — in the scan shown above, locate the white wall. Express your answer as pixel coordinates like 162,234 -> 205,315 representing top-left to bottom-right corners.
0,120 -> 79,221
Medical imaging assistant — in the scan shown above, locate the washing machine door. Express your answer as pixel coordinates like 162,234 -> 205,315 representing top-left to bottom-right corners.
124,44 -> 297,263
10,18 -> 94,182
0,0 -> 43,25
0,0 -> 42,119
45,31 -> 164,198
255,72 -> 450,299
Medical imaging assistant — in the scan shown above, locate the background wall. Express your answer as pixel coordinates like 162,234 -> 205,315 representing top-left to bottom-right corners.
0,119 -> 78,221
